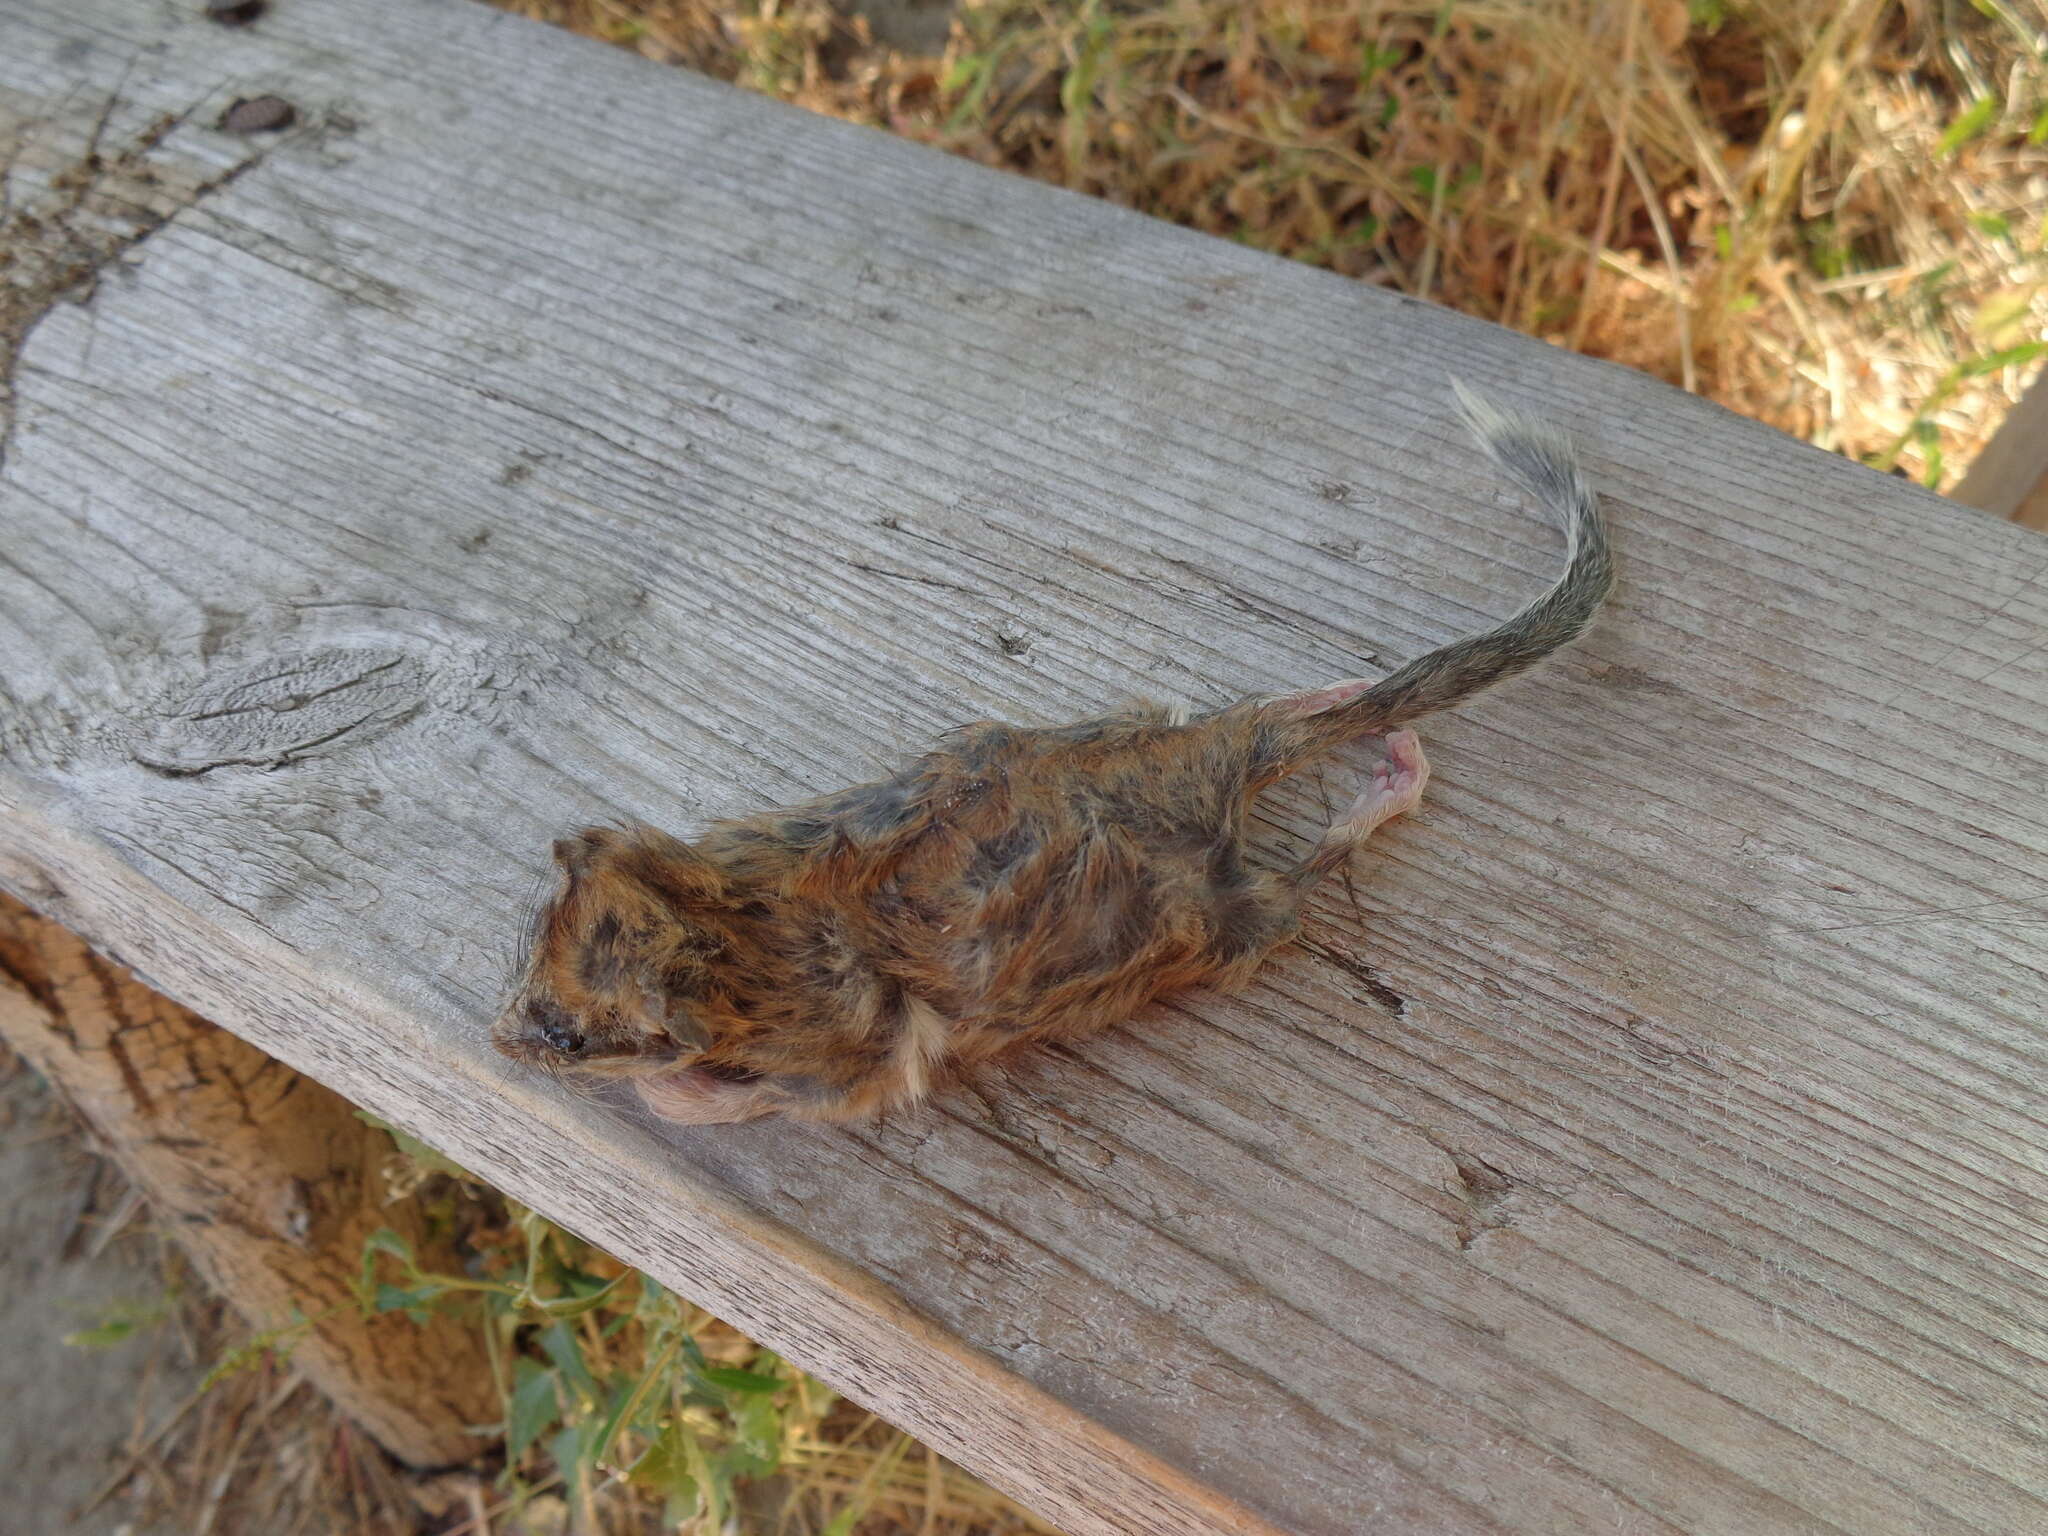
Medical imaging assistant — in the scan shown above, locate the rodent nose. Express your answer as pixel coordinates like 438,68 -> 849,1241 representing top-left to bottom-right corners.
539,1017 -> 586,1055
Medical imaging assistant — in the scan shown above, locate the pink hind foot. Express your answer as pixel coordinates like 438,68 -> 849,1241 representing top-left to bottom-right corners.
1289,730 -> 1430,889
1349,728 -> 1430,835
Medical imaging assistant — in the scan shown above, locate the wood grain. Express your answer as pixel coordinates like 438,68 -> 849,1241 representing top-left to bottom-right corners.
0,891 -> 499,1468
1,1 -> 2045,1531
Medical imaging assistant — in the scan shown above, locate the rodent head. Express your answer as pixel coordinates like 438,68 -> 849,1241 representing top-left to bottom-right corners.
493,824 -> 737,1078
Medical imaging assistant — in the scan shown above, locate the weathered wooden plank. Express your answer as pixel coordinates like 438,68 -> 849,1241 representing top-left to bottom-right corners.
1955,369 -> 2048,532
1,1 -> 2045,1532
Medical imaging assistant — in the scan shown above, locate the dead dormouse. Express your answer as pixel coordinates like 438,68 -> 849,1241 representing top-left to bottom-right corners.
494,387 -> 1613,1125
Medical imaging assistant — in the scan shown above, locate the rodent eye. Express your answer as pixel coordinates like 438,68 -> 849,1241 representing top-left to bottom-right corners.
539,1019 -> 586,1055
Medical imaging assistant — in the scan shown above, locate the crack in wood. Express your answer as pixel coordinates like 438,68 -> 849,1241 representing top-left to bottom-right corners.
1297,938 -> 1407,1015
1,91 -> 280,470
132,649 -> 427,775
1447,1150 -> 1517,1251
845,559 -> 987,598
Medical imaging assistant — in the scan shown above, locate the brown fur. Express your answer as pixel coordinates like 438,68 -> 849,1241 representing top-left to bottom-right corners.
493,393 -> 1613,1124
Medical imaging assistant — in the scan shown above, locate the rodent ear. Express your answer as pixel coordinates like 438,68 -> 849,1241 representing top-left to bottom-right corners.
661,997 -> 715,1055
552,827 -> 624,877
551,825 -> 729,901
626,960 -> 716,1055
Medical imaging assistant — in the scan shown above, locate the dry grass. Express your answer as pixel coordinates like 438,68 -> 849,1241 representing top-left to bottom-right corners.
10,1041 -> 1047,1536
492,0 -> 2048,489
349,1156 -> 1062,1536
83,1352 -> 426,1536
67,1268 -> 1047,1536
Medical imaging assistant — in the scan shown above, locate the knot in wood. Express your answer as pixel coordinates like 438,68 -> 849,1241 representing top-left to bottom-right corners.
133,646 -> 426,776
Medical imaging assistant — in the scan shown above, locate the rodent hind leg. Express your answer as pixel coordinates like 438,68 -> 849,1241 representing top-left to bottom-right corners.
1287,729 -> 1430,891
634,1062 -> 879,1125
1241,676 -> 1380,786
633,1064 -> 863,1125
1272,676 -> 1377,718
634,1067 -> 785,1125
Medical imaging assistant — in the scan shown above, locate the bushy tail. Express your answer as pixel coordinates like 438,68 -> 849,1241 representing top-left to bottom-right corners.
1253,384 -> 1612,768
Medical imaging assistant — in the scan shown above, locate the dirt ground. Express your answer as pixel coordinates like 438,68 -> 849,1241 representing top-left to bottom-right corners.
2,1063 -> 200,1536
